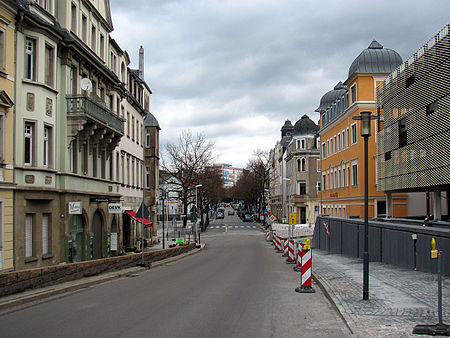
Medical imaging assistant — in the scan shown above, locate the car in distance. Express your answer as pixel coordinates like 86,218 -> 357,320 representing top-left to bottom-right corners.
243,213 -> 252,222
216,211 -> 224,219
228,210 -> 234,215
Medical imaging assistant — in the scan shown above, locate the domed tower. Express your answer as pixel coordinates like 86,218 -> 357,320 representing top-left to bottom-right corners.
294,114 -> 320,135
315,82 -> 347,113
347,40 -> 402,80
281,119 -> 294,138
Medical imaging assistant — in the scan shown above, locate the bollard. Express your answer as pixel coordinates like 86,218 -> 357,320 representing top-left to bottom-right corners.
413,238 -> 449,335
295,238 -> 315,293
283,238 -> 289,257
294,240 -> 303,272
266,229 -> 270,242
286,239 -> 295,264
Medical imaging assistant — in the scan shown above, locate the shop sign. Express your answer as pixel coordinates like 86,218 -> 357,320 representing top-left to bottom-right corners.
68,201 -> 82,214
108,203 -> 122,214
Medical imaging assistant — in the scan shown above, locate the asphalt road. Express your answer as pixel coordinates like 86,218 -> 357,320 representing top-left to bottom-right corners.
0,212 -> 351,337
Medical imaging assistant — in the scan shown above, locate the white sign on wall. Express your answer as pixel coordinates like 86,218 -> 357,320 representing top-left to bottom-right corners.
68,202 -> 82,214
108,203 -> 122,214
110,232 -> 118,251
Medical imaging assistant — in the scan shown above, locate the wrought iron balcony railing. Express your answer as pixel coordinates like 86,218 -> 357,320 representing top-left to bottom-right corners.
66,95 -> 124,134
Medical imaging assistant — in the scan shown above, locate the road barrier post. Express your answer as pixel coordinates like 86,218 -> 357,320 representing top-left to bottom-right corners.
286,239 -> 295,264
283,238 -> 289,257
294,240 -> 303,272
295,238 -> 315,293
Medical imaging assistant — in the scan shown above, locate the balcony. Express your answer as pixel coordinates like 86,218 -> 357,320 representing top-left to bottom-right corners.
66,95 -> 124,151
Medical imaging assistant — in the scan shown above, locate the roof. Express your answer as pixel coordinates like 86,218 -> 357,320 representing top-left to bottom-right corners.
143,111 -> 160,130
315,82 -> 347,112
347,40 -> 402,79
293,114 -> 319,135
281,119 -> 294,131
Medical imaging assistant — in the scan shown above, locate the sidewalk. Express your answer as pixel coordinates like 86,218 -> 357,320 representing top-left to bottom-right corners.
312,249 -> 450,337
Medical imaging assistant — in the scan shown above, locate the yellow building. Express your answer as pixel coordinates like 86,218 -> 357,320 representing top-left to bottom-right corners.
317,41 -> 408,218
0,0 -> 18,271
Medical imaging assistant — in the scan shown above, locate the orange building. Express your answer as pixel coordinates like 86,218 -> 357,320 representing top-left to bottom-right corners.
317,41 -> 408,218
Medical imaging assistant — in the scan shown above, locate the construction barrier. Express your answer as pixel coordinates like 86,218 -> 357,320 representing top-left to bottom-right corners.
266,229 -> 271,242
286,239 -> 295,264
275,234 -> 283,253
283,238 -> 289,257
295,238 -> 315,293
293,240 -> 303,271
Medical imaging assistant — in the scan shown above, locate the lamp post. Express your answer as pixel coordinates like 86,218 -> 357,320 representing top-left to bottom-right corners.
352,110 -> 377,301
160,188 -> 167,249
195,184 -> 202,244
283,177 -> 291,238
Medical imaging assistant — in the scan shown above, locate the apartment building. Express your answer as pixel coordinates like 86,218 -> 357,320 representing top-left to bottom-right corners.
317,41 -> 407,218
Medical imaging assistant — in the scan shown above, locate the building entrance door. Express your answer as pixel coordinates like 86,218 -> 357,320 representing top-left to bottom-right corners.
92,211 -> 103,259
300,207 -> 306,224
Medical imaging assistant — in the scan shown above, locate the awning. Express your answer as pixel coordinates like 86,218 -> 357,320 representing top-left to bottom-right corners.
125,210 -> 137,217
124,210 -> 152,228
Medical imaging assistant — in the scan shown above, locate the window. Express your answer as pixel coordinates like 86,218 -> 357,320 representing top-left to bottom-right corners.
100,34 -> 105,59
342,167 -> 346,187
127,112 -> 130,137
346,127 -> 350,148
322,143 -> 326,159
25,38 -> 36,80
399,118 -> 407,147
406,75 -> 415,88
347,164 -> 350,187
0,29 -> 5,70
297,181 -> 306,195
43,125 -> 53,168
91,25 -> 96,51
327,140 -> 330,157
338,168 -> 341,188
145,166 -> 150,188
126,156 -> 130,185
330,171 -> 333,190
316,181 -> 321,192
92,145 -> 97,177
121,154 -> 124,184
338,134 -> 341,151
100,151 -> 105,179
109,152 -> 114,180
69,139 -> 77,173
69,66 -> 77,95
131,116 -> 135,141
330,138 -> 333,155
146,128 -> 150,147
316,159 -> 320,172
342,130 -> 345,149
25,214 -> 34,257
0,115 -> 4,161
426,101 -> 438,115
81,15 -> 87,42
351,123 -> 357,144
44,44 -> 54,86
297,139 -> 305,149
82,143 -> 88,175
71,3 -> 77,33
350,84 -> 356,104
352,162 -> 358,186
116,152 -> 120,181
334,136 -> 337,153
322,174 -> 326,192
42,214 -> 50,255
24,122 -> 35,166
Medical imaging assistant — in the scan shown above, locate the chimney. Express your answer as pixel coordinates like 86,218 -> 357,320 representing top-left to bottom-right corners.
139,45 -> 144,79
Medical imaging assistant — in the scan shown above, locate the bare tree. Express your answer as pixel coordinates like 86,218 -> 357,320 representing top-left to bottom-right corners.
161,130 -> 215,227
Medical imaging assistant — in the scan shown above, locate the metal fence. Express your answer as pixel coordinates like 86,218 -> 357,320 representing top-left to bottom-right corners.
313,216 -> 450,276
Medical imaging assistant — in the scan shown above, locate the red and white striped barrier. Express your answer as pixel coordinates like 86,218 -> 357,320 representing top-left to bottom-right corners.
283,238 -> 289,257
293,241 -> 303,271
266,229 -> 271,241
295,238 -> 315,293
286,239 -> 295,264
274,234 -> 283,252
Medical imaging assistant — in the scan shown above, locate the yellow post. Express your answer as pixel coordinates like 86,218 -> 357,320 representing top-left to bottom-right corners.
431,238 -> 438,259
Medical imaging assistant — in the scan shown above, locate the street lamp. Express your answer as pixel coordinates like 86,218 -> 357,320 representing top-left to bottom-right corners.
283,177 -> 292,239
195,184 -> 202,244
160,188 -> 167,249
352,110 -> 378,301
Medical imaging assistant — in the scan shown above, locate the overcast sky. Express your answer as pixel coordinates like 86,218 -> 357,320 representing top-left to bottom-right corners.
109,0 -> 450,168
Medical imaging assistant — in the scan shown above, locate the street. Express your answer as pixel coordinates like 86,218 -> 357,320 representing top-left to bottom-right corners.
0,212 -> 350,337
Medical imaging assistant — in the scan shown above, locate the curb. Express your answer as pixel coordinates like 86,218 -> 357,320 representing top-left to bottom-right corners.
0,244 -> 205,312
311,272 -> 354,335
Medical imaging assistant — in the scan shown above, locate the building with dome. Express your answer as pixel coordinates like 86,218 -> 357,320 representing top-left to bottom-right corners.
269,115 -> 320,224
317,40 -> 408,218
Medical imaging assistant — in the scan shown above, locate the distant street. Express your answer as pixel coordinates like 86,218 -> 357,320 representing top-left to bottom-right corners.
0,211 -> 350,337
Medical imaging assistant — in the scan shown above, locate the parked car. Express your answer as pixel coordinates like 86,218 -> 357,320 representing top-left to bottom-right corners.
243,213 -> 252,222
228,210 -> 234,215
216,211 -> 224,219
